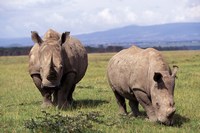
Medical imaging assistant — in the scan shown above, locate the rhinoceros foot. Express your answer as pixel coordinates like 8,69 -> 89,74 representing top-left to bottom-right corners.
118,111 -> 128,116
68,98 -> 74,105
57,100 -> 72,110
128,111 -> 141,117
41,97 -> 54,108
41,101 -> 54,108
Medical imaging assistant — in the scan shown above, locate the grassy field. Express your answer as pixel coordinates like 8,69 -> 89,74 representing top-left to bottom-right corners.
0,51 -> 200,132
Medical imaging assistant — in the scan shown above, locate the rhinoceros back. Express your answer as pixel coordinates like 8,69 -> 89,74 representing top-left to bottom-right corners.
62,36 -> 88,83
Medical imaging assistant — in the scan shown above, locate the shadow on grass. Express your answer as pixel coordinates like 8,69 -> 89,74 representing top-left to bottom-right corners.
173,113 -> 190,127
72,99 -> 109,109
6,101 -> 41,107
5,99 -> 108,110
77,85 -> 94,89
123,111 -> 190,128
135,111 -> 190,127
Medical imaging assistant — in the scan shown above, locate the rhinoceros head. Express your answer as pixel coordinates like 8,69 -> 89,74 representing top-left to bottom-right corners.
151,66 -> 178,125
31,29 -> 70,88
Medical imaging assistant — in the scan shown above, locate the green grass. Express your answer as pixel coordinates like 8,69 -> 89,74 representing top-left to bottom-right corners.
0,51 -> 200,132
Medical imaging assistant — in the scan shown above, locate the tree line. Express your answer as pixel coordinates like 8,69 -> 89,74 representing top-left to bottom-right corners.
0,45 -> 197,56
0,46 -> 124,56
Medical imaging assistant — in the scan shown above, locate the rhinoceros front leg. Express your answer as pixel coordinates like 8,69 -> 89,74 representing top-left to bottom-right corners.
53,83 -> 75,107
134,90 -> 157,122
57,73 -> 76,110
53,90 -> 58,106
31,74 -> 53,108
113,90 -> 128,115
129,100 -> 140,117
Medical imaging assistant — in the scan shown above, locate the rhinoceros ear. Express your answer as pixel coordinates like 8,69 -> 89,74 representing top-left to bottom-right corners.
61,32 -> 70,45
153,72 -> 163,83
172,65 -> 178,77
31,31 -> 43,45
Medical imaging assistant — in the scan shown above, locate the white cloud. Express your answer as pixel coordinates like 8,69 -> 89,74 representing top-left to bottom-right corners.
45,13 -> 65,23
124,8 -> 137,22
186,5 -> 200,20
172,3 -> 200,22
98,8 -> 118,25
0,0 -> 199,38
143,10 -> 156,18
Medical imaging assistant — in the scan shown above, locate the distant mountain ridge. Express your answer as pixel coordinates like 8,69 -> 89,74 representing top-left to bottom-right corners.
0,37 -> 32,47
0,22 -> 200,47
76,22 -> 200,46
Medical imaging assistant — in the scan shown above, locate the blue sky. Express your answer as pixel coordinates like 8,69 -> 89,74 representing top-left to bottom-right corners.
0,0 -> 200,38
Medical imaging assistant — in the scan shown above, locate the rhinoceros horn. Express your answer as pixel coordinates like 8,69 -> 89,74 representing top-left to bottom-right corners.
172,65 -> 178,77
47,56 -> 57,80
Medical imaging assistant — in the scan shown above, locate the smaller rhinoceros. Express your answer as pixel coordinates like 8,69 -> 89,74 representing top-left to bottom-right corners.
29,29 -> 88,109
107,45 -> 178,125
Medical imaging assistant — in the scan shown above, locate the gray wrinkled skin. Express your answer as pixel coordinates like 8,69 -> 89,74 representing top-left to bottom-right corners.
107,46 -> 178,126
29,29 -> 88,109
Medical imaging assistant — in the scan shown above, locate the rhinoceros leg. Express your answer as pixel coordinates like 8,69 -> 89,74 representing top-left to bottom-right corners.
67,84 -> 76,104
53,90 -> 58,106
113,90 -> 128,115
129,100 -> 140,117
53,84 -> 75,107
57,73 -> 76,110
31,74 -> 53,108
134,91 -> 157,122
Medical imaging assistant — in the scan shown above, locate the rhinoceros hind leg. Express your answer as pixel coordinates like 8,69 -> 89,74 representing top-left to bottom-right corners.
113,90 -> 128,115
128,100 -> 140,117
67,84 -> 76,104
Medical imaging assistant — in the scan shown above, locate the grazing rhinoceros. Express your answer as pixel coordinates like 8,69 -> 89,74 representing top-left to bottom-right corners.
29,29 -> 88,109
107,45 -> 178,125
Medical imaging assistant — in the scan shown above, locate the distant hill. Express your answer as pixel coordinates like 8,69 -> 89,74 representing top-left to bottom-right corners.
0,22 -> 200,47
76,22 -> 200,46
0,37 -> 32,47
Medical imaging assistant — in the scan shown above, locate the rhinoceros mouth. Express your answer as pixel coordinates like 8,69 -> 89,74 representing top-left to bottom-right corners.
41,79 -> 60,88
41,80 -> 60,89
157,118 -> 174,126
43,85 -> 58,88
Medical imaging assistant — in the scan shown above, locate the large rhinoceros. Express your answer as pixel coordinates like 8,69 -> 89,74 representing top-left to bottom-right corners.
29,29 -> 88,109
107,45 -> 178,125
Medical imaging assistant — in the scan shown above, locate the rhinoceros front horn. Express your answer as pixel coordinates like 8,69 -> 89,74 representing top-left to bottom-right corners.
47,57 -> 57,80
172,65 -> 178,77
